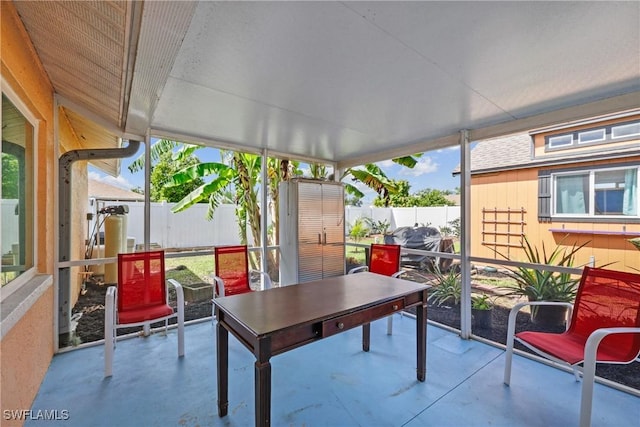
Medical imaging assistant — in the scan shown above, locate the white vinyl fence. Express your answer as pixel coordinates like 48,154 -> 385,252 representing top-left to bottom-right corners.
345,206 -> 460,232
90,200 -> 460,250
91,200 -> 242,250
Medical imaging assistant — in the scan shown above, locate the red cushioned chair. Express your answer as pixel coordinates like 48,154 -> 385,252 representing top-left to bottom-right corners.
211,245 -> 272,316
104,250 -> 184,377
504,266 -> 640,427
348,244 -> 406,334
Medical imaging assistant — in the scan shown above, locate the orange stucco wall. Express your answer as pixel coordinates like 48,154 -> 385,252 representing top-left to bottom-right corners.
1,2 -> 56,423
471,158 -> 640,272
0,287 -> 55,427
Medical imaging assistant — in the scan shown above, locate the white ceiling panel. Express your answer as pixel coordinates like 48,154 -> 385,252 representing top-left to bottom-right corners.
125,1 -> 197,136
153,76 -> 375,161
12,0 -> 640,168
153,1 -> 514,160
346,2 -> 640,117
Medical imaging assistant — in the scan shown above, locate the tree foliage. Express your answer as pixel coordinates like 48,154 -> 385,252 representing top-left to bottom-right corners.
373,180 -> 455,207
345,195 -> 363,206
341,156 -> 420,207
411,188 -> 455,207
150,151 -> 203,202
372,180 -> 411,207
1,153 -> 19,199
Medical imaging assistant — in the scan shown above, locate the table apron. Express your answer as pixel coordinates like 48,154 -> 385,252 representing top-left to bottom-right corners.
216,311 -> 258,355
321,297 -> 405,338
217,291 -> 426,358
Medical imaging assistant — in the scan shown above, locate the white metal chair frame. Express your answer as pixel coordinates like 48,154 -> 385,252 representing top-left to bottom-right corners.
210,271 -> 273,319
504,300 -> 640,427
104,278 -> 185,377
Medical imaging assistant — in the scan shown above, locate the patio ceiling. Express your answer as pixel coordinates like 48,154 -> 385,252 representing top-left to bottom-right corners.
13,1 -> 640,170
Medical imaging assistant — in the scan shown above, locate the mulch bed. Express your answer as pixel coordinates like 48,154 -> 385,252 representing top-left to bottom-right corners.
73,275 -> 639,391
72,279 -> 212,343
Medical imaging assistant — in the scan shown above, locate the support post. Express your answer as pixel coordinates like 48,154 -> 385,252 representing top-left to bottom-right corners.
460,130 -> 472,339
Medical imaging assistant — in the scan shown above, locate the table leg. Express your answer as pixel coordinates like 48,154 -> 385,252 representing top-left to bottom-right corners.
416,303 -> 427,382
362,322 -> 370,352
216,320 -> 229,417
255,360 -> 271,427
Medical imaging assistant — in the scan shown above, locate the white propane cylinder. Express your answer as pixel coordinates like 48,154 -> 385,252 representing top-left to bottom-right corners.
120,214 -> 128,252
104,214 -> 125,284
89,244 -> 105,275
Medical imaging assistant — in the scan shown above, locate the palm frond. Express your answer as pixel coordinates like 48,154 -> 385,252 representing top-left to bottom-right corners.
392,154 -> 421,168
127,139 -> 180,173
165,162 -> 234,187
344,183 -> 365,199
171,176 -> 233,213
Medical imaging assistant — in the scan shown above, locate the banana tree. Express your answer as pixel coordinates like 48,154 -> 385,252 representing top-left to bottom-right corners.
340,154 -> 422,206
167,151 -> 298,277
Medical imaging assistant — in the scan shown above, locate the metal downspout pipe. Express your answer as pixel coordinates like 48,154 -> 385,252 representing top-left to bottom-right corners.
57,140 -> 141,346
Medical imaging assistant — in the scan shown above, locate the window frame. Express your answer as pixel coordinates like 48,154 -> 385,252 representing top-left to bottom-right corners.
1,80 -> 39,301
611,122 -> 640,140
577,128 -> 605,145
551,165 -> 639,219
548,134 -> 574,149
544,119 -> 640,152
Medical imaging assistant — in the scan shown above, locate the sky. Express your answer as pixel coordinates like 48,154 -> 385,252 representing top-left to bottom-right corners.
88,141 -> 462,206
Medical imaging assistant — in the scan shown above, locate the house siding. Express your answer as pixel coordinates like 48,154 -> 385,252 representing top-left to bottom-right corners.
1,2 -> 56,423
533,115 -> 640,158
471,157 -> 640,272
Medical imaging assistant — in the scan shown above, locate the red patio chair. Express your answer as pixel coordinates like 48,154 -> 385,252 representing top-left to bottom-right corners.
504,266 -> 640,427
348,243 -> 406,334
104,250 -> 184,377
211,245 -> 273,316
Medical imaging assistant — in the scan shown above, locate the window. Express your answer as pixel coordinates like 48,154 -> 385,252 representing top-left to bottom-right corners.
578,129 -> 605,144
552,166 -> 638,218
544,119 -> 640,151
612,122 -> 640,139
548,134 -> 573,148
555,174 -> 589,215
1,93 -> 35,288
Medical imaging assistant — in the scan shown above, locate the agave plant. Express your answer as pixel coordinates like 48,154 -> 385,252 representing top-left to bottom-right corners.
427,266 -> 461,306
496,235 -> 587,303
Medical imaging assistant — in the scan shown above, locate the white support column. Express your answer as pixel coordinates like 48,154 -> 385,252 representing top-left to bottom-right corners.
144,133 -> 151,251
261,149 -> 269,277
53,95 -> 61,352
460,130 -> 472,339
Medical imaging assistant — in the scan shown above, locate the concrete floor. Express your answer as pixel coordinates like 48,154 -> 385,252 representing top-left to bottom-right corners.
29,316 -> 639,426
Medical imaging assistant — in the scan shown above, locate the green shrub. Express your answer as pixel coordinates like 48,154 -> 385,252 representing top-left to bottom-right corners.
348,218 -> 369,243
471,294 -> 492,310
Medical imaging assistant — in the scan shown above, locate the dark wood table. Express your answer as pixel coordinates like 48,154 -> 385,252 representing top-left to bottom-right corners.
213,272 -> 430,427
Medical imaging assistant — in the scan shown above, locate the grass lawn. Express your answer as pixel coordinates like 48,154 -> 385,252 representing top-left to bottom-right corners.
165,254 -> 213,285
166,237 -> 461,284
345,237 -> 375,265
